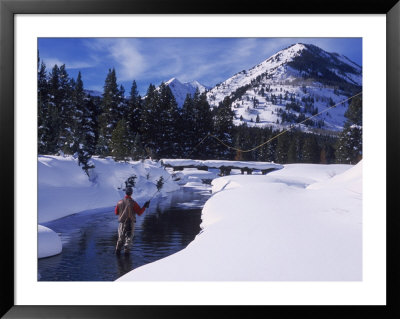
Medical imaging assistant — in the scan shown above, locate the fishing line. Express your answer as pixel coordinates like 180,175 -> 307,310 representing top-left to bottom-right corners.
188,91 -> 362,156
149,91 -> 362,198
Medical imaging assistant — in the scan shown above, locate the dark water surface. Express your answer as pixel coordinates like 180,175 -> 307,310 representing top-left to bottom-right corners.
38,186 -> 210,281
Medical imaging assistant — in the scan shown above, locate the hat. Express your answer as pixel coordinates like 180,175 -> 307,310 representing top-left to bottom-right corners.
125,187 -> 133,195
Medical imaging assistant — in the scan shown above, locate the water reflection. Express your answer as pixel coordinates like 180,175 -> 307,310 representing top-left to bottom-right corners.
116,254 -> 134,278
38,186 -> 210,281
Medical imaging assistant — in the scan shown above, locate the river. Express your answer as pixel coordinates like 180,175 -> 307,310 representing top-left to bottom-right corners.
38,185 -> 211,281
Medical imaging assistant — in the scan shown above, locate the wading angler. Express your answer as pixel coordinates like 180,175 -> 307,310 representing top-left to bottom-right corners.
114,187 -> 150,255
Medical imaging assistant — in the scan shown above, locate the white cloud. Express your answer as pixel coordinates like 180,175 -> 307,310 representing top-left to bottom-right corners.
233,38 -> 259,58
106,39 -> 147,81
42,57 -> 64,70
83,38 -> 148,81
42,57 -> 95,70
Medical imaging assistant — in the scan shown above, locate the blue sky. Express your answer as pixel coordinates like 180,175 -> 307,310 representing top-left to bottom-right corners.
38,38 -> 362,96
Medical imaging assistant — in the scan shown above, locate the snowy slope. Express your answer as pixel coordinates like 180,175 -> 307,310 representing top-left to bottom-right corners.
206,43 -> 362,132
162,78 -> 210,107
117,162 -> 361,281
38,155 -> 180,223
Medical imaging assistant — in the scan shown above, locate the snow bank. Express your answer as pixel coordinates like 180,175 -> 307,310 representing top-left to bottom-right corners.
117,162 -> 361,281
38,156 -> 179,223
308,161 -> 362,194
38,225 -> 62,258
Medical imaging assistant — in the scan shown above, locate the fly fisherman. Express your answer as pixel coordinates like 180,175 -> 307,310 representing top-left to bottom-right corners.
114,186 -> 150,255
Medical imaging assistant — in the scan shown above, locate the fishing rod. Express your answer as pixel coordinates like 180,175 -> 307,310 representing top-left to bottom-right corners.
148,168 -> 174,201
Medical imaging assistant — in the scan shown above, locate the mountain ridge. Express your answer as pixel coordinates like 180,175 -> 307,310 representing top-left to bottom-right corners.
204,43 -> 362,132
153,43 -> 361,133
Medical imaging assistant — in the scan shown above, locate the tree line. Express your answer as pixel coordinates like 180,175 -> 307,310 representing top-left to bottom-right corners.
37,58 -> 362,174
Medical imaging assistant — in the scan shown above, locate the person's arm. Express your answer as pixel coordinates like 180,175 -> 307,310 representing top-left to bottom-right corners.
115,204 -> 119,215
133,201 -> 146,216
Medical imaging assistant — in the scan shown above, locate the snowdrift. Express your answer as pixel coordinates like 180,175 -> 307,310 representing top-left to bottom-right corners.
38,225 -> 62,258
117,162 -> 361,281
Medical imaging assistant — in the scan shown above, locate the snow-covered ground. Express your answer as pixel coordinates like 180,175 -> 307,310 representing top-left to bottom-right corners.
38,156 -> 362,280
117,162 -> 362,281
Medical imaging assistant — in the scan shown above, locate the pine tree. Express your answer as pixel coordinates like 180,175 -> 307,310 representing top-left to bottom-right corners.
344,96 -> 362,126
74,73 -> 98,171
77,96 -> 98,174
192,92 -> 213,158
45,64 -> 68,154
302,135 -> 320,163
140,84 -> 160,157
131,133 -> 146,160
95,126 -> 109,157
212,97 -> 235,159
118,84 -> 128,120
57,65 -> 75,153
275,133 -> 290,163
233,124 -> 253,161
335,96 -> 362,164
110,119 -> 131,161
287,134 -> 299,163
38,57 -> 51,154
256,127 -> 275,162
96,68 -> 121,156
126,80 -> 142,141
157,83 -> 180,158
319,139 -> 335,164
180,93 -> 196,155
65,71 -> 85,155
180,90 -> 213,158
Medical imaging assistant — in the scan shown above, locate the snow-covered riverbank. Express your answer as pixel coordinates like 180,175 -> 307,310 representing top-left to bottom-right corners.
118,162 -> 361,281
37,155 -> 362,281
38,155 -> 180,223
38,155 -> 181,258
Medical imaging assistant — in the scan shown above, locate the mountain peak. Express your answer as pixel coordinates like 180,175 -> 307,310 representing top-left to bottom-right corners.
165,77 -> 180,85
286,42 -> 307,51
160,78 -> 209,107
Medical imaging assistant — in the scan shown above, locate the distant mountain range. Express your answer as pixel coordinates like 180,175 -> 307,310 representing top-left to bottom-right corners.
87,43 -> 362,133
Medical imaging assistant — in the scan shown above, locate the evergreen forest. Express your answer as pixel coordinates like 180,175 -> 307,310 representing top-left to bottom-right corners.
37,58 -> 362,173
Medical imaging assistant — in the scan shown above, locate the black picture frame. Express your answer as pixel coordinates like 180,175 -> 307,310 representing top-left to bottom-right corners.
1,0 -> 399,318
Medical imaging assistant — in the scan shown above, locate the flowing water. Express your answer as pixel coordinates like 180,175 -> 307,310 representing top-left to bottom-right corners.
38,185 -> 211,281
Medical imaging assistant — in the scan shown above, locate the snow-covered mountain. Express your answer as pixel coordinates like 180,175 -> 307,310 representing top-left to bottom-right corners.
206,43 -> 362,132
162,78 -> 210,107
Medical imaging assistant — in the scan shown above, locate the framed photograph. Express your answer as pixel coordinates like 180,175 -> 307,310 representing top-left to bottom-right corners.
1,0 -> 399,318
